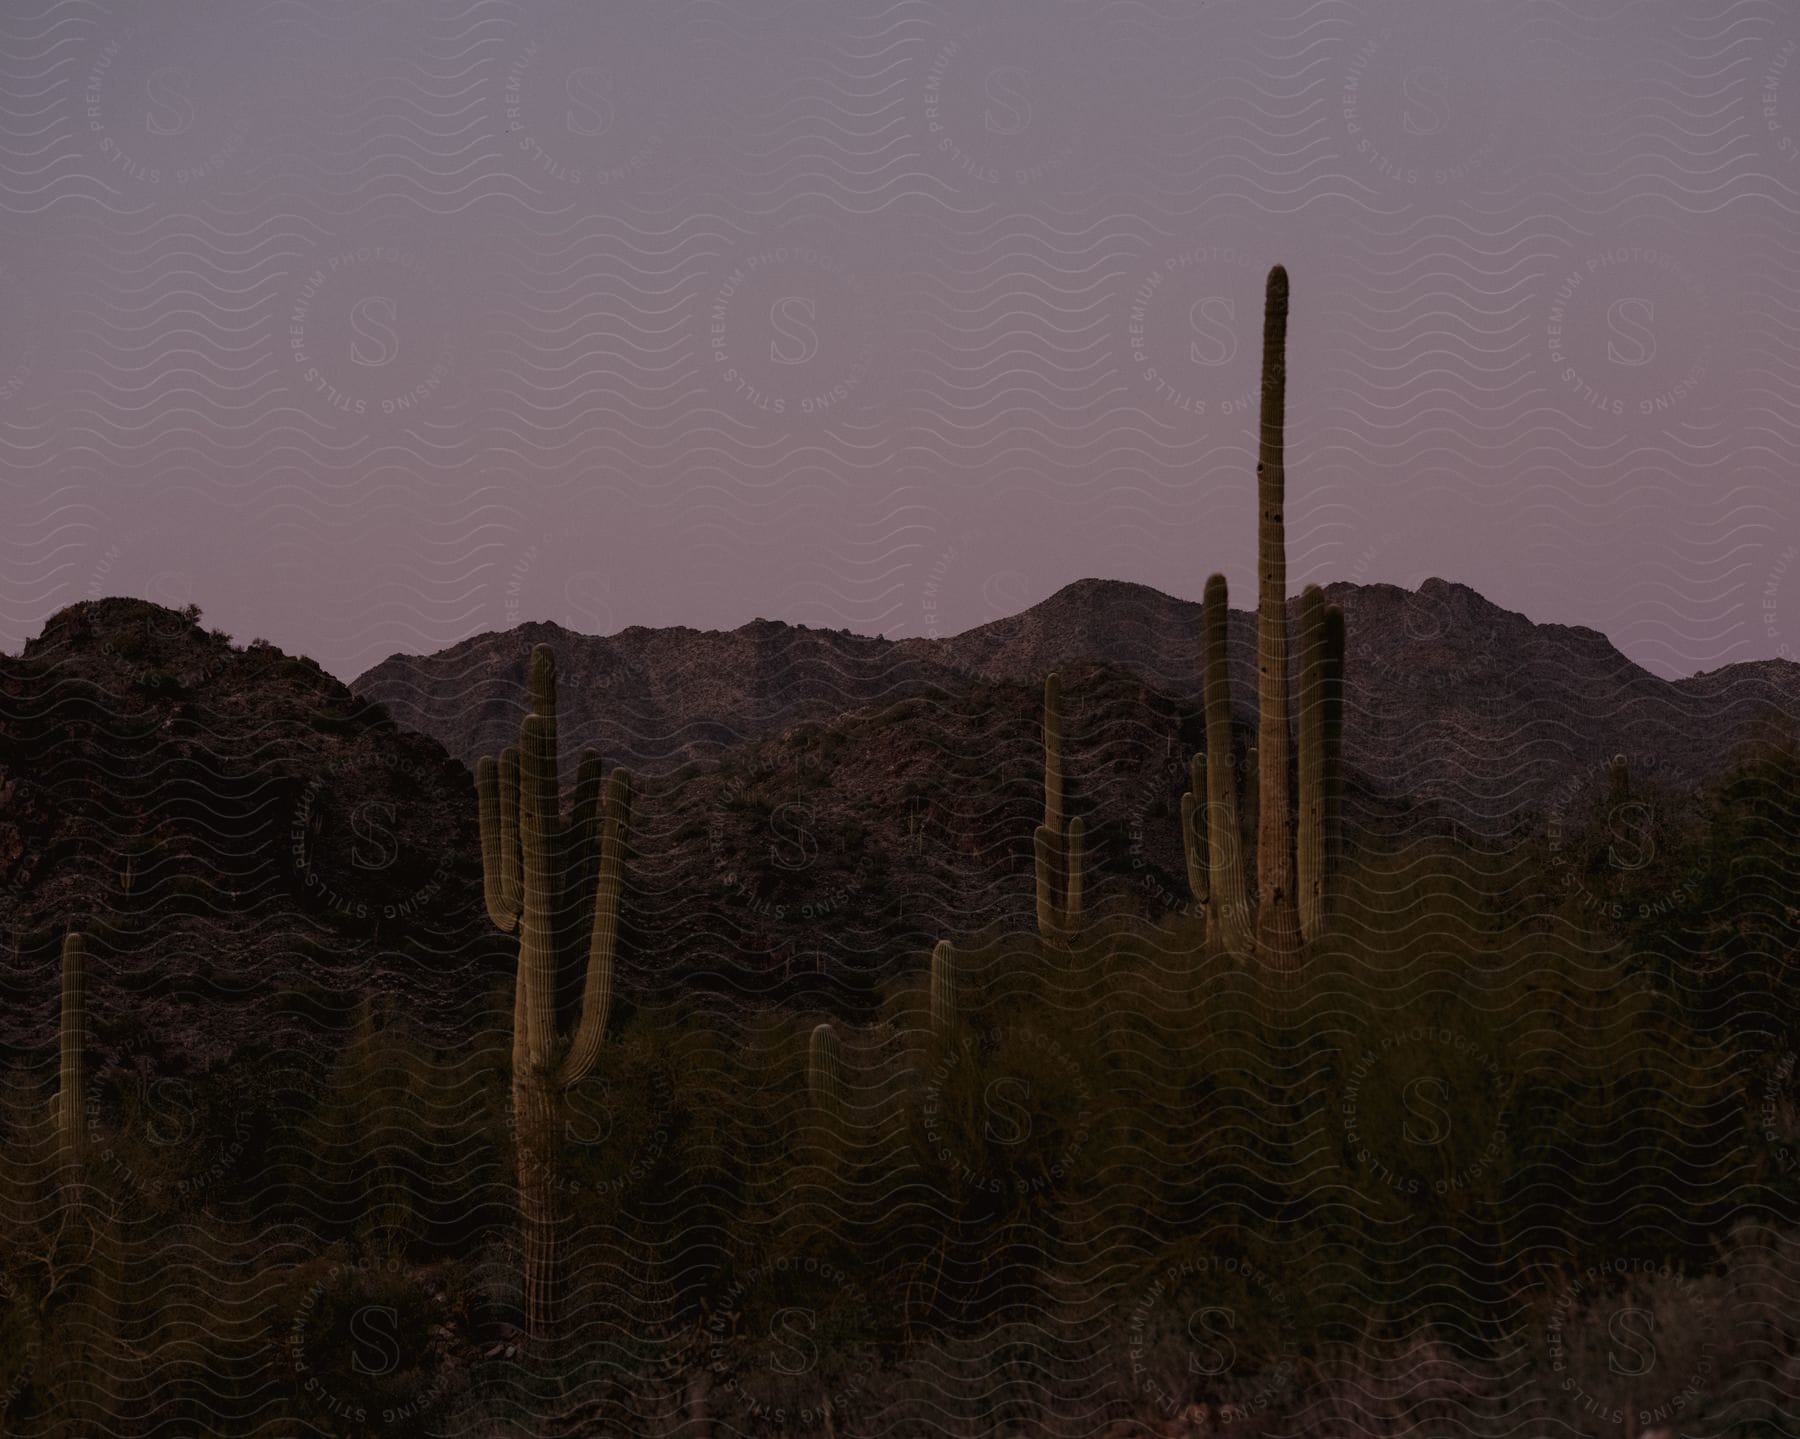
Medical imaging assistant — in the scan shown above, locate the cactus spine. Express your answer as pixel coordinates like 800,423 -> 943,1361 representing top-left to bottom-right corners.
477,642 -> 632,1342
928,940 -> 956,1040
1035,673 -> 1084,941
1254,265 -> 1301,963
57,931 -> 86,1170
1199,573 -> 1254,955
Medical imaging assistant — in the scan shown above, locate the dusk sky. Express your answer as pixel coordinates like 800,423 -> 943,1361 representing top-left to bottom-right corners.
3,0 -> 1798,679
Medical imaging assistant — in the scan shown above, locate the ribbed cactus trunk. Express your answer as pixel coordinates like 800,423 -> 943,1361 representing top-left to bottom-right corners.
1035,674 -> 1084,942
1321,602 -> 1345,928
519,713 -> 562,1070
57,932 -> 86,1173
807,1021 -> 847,1193
809,1022 -> 846,1139
809,1023 -> 844,1110
928,940 -> 956,1040
477,642 -> 631,1343
1032,827 -> 1056,941
1202,574 -> 1255,955
516,1073 -> 563,1338
1063,817 -> 1084,926
1042,673 -> 1063,912
516,706 -> 566,1339
1297,586 -> 1326,941
1254,265 -> 1301,963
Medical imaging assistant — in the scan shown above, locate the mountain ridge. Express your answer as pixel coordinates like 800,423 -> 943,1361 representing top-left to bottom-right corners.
8,581 -> 1796,1055
350,574 -> 1799,831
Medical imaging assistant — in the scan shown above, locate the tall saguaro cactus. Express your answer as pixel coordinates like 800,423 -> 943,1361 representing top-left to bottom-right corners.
1188,574 -> 1254,955
56,931 -> 87,1171
1254,265 -> 1301,961
1184,268 -> 1345,964
1035,673 -> 1085,941
476,643 -> 632,1341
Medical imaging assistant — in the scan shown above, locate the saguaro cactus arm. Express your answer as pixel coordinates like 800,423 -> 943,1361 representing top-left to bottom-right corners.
561,768 -> 631,1089
1203,573 -> 1254,954
1297,586 -> 1327,941
1064,817 -> 1085,925
1322,601 -> 1345,911
809,1022 -> 844,1114
477,754 -> 522,932
569,748 -> 606,883
528,642 -> 558,718
1181,752 -> 1208,907
1034,825 -> 1059,940
500,746 -> 524,915
929,940 -> 956,1040
1036,671 -> 1086,940
1038,673 -> 1065,930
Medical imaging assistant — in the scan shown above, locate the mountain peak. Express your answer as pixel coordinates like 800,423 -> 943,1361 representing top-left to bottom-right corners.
0,600 -> 485,1064
30,596 -> 205,651
1039,576 -> 1175,606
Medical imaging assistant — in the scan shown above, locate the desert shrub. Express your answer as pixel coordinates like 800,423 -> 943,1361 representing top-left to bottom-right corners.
5,747 -> 1797,1434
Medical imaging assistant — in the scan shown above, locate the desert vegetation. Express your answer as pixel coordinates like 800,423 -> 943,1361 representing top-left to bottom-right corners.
6,789 -> 1799,1434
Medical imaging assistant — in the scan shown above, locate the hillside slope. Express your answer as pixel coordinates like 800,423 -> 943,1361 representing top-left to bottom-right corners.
0,600 -> 496,1064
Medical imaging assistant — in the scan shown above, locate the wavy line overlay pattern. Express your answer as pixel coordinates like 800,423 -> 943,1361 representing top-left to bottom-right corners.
0,0 -> 1796,678
1,0 -> 1799,1435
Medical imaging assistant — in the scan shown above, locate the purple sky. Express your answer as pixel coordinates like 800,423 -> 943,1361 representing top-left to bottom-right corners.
3,0 -> 1798,680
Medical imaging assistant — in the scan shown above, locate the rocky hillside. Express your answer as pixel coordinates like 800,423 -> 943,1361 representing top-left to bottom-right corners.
343,573 -> 1800,1013
925,576 -> 1800,829
619,655 -> 1291,1015
348,615 -> 977,783
355,576 -> 1800,835
8,581 -> 1797,1061
0,599 -> 498,1065
0,598 -> 1392,1044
